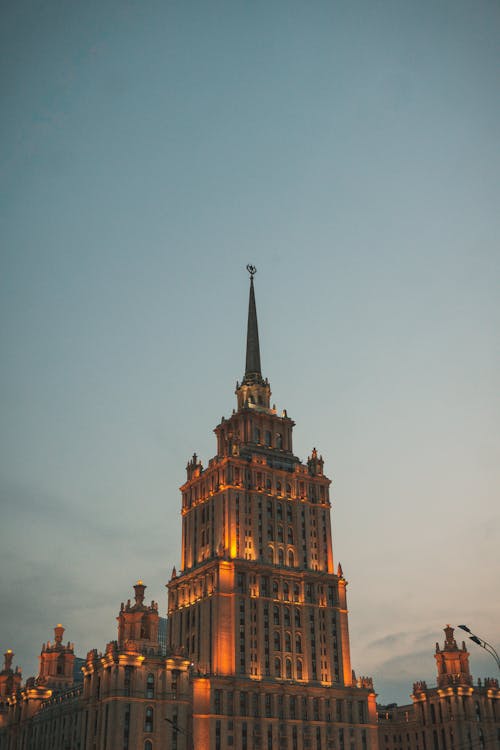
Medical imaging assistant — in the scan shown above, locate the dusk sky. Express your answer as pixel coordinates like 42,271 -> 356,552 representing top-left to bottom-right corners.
1,1 -> 499,703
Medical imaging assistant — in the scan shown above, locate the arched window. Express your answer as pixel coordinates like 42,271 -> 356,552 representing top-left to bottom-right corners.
266,477 -> 272,492
273,606 -> 280,625
146,673 -> 154,699
293,584 -> 299,601
277,525 -> 284,543
276,433 -> 283,449
274,631 -> 281,651
288,550 -> 295,568
278,549 -> 284,566
284,607 -> 291,627
277,503 -> 283,519
295,608 -> 301,627
267,545 -> 274,563
283,582 -> 289,601
297,659 -> 303,679
272,579 -> 279,597
145,742 -> 153,750
145,706 -> 154,733
286,483 -> 292,497
286,658 -> 292,679
295,634 -> 302,653
287,527 -> 294,544
285,633 -> 292,652
274,657 -> 282,678
276,482 -> 282,496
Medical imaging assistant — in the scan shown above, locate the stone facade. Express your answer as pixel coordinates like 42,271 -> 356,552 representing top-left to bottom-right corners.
0,270 -> 380,749
378,627 -> 500,750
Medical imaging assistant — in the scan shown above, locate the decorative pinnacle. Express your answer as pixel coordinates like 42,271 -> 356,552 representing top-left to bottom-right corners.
246,264 -> 257,279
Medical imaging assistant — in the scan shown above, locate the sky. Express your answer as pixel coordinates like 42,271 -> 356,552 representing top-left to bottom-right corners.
1,0 -> 499,704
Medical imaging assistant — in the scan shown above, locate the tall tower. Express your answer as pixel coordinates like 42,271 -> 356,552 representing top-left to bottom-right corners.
167,267 -> 377,750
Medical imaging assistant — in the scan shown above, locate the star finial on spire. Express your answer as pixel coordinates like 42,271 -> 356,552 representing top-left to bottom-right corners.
246,264 -> 257,280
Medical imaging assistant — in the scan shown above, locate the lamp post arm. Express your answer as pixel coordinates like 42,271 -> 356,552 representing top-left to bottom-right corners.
481,641 -> 500,670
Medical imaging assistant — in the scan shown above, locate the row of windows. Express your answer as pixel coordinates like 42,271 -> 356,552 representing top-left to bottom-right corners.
238,573 -> 338,606
213,690 -> 367,722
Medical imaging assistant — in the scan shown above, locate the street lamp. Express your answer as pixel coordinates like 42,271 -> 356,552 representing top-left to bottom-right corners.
457,625 -> 500,671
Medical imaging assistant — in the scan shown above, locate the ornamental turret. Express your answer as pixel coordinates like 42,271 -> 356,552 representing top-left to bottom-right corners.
117,581 -> 159,652
435,624 -> 472,687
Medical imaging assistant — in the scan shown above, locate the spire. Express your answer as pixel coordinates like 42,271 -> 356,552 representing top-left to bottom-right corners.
244,264 -> 262,384
235,265 -> 271,411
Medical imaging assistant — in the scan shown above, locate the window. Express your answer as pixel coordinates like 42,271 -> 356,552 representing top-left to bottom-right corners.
286,483 -> 292,497
295,609 -> 301,627
297,659 -> 303,679
274,631 -> 281,651
144,707 -> 154,733
273,606 -> 280,625
278,525 -> 284,542
145,742 -> 153,750
284,608 -> 291,627
285,633 -> 292,652
283,582 -> 289,600
274,657 -> 282,678
295,634 -> 302,653
252,693 -> 260,717
265,694 -> 272,717
171,669 -> 179,698
313,698 -> 320,720
276,433 -> 283,449
288,527 -> 294,544
286,658 -> 292,679
265,431 -> 272,446
288,550 -> 295,567
240,691 -> 248,716
278,549 -> 284,566
146,673 -> 154,699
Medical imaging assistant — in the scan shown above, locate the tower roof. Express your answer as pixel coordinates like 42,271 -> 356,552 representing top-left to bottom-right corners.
243,264 -> 262,384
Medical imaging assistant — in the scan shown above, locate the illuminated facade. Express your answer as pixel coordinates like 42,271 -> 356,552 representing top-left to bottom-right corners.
0,585 -> 192,750
167,269 -> 379,749
378,627 -> 500,750
0,268 -> 380,750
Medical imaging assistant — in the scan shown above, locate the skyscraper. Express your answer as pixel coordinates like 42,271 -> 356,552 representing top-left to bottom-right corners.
167,266 -> 378,749
0,267 -> 379,750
